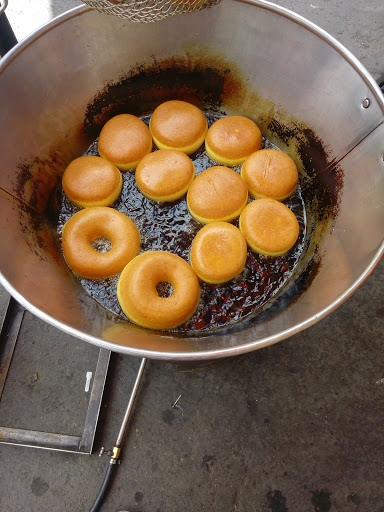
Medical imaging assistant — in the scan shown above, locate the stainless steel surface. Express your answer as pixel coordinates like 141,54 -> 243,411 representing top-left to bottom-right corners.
115,358 -> 147,448
0,0 -> 8,16
0,1 -> 383,361
82,0 -> 222,22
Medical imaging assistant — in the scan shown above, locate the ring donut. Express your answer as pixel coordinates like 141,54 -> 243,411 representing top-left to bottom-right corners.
62,207 -> 140,279
117,251 -> 200,330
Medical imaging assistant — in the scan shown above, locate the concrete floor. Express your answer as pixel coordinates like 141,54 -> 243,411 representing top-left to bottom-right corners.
0,1 -> 384,511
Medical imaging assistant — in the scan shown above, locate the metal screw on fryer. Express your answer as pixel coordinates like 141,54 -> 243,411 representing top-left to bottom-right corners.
362,98 -> 371,109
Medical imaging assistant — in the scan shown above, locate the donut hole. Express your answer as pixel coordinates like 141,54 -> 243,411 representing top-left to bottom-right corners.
91,237 -> 112,253
156,281 -> 174,298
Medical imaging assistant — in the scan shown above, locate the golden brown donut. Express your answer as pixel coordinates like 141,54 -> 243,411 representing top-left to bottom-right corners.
205,116 -> 262,166
241,149 -> 298,200
117,251 -> 200,330
149,100 -> 208,154
187,166 -> 248,224
135,149 -> 195,202
62,155 -> 122,208
239,198 -> 299,256
98,114 -> 153,171
62,207 -> 140,278
190,222 -> 248,283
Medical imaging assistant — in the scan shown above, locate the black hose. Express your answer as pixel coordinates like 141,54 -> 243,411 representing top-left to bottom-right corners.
89,462 -> 118,512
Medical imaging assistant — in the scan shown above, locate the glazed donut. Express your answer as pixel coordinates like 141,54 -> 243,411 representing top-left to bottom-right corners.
62,207 -> 140,279
241,149 -> 298,200
135,149 -> 195,202
239,198 -> 299,256
187,166 -> 248,224
149,100 -> 208,154
117,251 -> 200,330
98,114 -> 153,171
190,222 -> 248,283
62,155 -> 122,208
205,115 -> 262,166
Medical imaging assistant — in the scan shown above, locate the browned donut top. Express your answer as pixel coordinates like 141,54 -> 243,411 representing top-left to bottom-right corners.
98,114 -> 152,167
187,166 -> 248,222
240,198 -> 299,255
241,149 -> 298,199
205,116 -> 262,162
150,100 -> 207,150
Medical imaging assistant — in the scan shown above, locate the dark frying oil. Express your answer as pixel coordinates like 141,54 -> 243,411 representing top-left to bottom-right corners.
58,113 -> 306,333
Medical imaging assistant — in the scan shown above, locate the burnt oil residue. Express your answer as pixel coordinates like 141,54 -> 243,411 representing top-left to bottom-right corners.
12,157 -> 66,264
16,156 -> 63,216
83,56 -> 237,141
245,255 -> 321,329
9,114 -> 88,265
264,119 -> 343,215
311,490 -> 332,511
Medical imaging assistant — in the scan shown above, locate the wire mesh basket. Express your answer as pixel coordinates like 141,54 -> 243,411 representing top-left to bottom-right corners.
82,0 -> 222,22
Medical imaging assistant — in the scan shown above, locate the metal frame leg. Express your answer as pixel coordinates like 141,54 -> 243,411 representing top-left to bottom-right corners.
0,297 -> 111,454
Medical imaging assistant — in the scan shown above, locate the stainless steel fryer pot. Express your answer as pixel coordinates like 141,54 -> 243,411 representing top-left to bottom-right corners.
0,0 -> 383,361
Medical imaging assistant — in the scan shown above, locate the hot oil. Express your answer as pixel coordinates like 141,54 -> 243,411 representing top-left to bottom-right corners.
58,113 -> 307,333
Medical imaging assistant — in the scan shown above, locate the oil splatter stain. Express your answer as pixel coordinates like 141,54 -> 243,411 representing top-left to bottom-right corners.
266,490 -> 289,512
347,493 -> 361,508
31,476 -> 49,497
161,409 -> 175,425
202,454 -> 216,472
134,491 -> 144,503
311,490 -> 331,511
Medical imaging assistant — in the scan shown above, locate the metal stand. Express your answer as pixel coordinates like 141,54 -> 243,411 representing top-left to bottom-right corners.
0,297 -> 111,454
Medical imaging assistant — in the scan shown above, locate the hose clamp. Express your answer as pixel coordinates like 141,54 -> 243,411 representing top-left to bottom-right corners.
111,446 -> 121,460
0,0 -> 8,16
